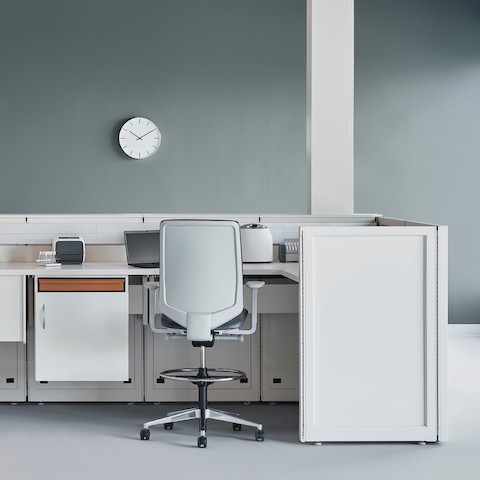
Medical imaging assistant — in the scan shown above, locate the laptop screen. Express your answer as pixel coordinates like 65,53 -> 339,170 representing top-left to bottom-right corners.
124,230 -> 160,268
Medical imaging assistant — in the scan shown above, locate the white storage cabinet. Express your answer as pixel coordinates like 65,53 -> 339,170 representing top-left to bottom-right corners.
34,277 -> 129,382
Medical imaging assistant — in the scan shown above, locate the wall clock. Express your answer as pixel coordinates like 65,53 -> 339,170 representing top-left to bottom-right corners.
119,117 -> 161,159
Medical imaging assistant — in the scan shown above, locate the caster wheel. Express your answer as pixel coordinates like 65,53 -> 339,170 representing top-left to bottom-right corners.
233,423 -> 242,431
164,423 -> 174,430
140,428 -> 150,440
255,430 -> 265,442
197,436 -> 207,448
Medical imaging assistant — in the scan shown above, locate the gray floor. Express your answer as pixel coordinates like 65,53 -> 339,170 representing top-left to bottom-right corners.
0,334 -> 479,480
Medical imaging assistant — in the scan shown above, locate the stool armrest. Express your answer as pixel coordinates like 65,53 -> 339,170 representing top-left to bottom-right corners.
144,282 -> 171,335
145,280 -> 265,338
224,280 -> 265,336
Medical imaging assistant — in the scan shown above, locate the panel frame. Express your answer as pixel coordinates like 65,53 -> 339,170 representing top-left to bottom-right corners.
300,226 -> 439,442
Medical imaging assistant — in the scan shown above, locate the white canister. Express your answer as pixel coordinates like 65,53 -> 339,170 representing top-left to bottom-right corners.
240,224 -> 273,263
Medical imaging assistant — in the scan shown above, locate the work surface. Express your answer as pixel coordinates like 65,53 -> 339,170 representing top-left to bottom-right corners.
0,261 -> 300,282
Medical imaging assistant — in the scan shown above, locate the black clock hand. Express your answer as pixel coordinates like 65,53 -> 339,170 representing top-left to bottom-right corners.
128,130 -> 142,140
136,128 -> 156,140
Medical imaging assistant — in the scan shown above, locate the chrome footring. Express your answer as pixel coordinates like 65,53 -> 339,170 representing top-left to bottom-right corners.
159,367 -> 246,383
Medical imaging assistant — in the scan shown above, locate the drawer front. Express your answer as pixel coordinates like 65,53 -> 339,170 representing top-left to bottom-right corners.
38,278 -> 125,292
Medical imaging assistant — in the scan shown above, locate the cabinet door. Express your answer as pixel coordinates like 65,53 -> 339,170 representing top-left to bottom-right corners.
300,226 -> 438,442
0,343 -> 26,402
28,315 -> 142,402
35,278 -> 129,381
0,276 -> 25,342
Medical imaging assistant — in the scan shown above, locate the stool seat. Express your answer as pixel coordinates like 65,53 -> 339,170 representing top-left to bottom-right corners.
158,308 -> 248,331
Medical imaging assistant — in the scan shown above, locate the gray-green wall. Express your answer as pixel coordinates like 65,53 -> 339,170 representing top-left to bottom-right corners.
355,0 -> 480,323
3,0 -> 479,324
0,0 -> 306,213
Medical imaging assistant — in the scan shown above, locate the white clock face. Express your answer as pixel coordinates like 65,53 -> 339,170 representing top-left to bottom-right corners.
119,117 -> 161,159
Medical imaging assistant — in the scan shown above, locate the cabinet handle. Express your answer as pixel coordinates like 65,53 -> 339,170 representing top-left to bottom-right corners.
41,304 -> 46,329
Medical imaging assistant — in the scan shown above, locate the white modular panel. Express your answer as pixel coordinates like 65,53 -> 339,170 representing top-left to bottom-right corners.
0,276 -> 25,342
5,222 -> 97,245
25,214 -> 144,223
259,215 -> 377,244
96,219 -> 150,244
35,286 -> 129,381
300,226 -> 438,442
0,214 -> 144,245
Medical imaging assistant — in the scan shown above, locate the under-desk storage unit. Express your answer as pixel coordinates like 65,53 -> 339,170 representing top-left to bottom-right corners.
252,279 -> 299,402
28,274 -> 144,403
34,277 -> 129,382
242,277 -> 299,402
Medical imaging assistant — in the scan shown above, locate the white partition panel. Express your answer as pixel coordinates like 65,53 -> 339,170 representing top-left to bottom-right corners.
300,226 -> 438,442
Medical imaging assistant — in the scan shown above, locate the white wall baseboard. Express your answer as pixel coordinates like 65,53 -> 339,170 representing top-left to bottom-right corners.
449,324 -> 480,336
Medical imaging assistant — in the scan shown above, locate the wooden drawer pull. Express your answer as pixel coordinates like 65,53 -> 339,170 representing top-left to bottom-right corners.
38,278 -> 125,292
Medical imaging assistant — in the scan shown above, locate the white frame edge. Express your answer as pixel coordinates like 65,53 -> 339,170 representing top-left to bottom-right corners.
437,226 -> 448,441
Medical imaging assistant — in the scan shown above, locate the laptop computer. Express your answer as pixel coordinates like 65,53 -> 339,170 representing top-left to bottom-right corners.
124,230 -> 160,268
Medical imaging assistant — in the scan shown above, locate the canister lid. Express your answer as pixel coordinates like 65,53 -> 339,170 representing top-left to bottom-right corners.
240,223 -> 267,229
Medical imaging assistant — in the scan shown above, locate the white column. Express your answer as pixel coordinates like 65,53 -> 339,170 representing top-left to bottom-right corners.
307,0 -> 354,214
